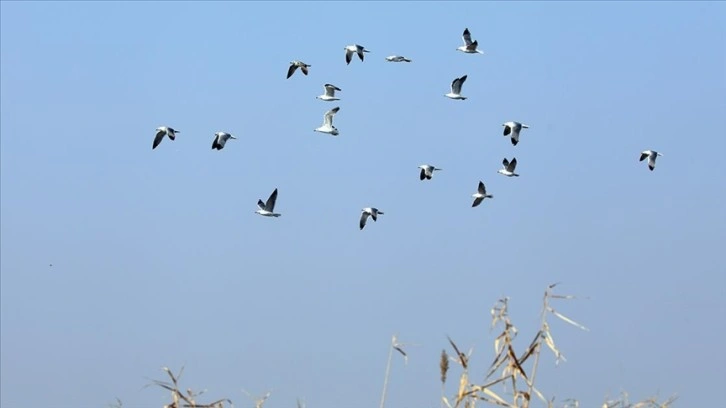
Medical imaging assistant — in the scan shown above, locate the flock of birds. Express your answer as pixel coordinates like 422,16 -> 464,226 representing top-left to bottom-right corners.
150,28 -> 664,230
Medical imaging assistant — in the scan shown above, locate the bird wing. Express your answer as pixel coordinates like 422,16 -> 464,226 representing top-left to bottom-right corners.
301,65 -> 309,75
507,158 -> 518,172
503,125 -> 512,136
639,152 -> 649,162
265,188 -> 278,212
257,199 -> 266,210
359,211 -> 370,230
451,75 -> 467,94
286,64 -> 298,79
502,158 -> 510,168
478,181 -> 487,195
467,40 -> 479,52
152,130 -> 165,149
324,84 -> 340,97
472,197 -> 484,208
371,209 -> 378,222
211,133 -> 220,149
357,46 -> 365,61
345,49 -> 354,64
324,107 -> 340,126
420,168 -> 426,180
462,28 -> 473,46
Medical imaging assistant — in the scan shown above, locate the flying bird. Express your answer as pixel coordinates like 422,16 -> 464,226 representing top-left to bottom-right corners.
344,44 -> 371,64
314,106 -> 340,136
211,132 -> 236,150
360,207 -> 384,230
418,164 -> 442,180
316,83 -> 342,101
255,188 -> 281,217
456,28 -> 483,54
385,55 -> 412,62
287,60 -> 311,79
498,157 -> 520,177
445,75 -> 468,100
502,121 -> 530,146
471,181 -> 493,207
639,150 -> 663,171
152,126 -> 179,150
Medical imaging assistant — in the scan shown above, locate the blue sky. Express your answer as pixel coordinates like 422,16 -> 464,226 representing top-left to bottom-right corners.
1,1 -> 725,407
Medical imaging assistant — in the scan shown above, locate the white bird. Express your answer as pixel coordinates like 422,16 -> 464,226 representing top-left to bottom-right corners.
211,131 -> 236,150
418,164 -> 442,180
502,121 -> 530,146
639,150 -> 663,171
498,157 -> 520,177
255,188 -> 281,217
456,28 -> 483,54
152,126 -> 179,150
445,75 -> 468,100
287,60 -> 311,79
471,181 -> 493,207
385,55 -> 412,62
344,44 -> 371,64
360,207 -> 384,230
314,106 -> 340,136
316,84 -> 342,101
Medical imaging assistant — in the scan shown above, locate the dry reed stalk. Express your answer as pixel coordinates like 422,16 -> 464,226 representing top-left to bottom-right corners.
144,366 -> 233,408
440,349 -> 450,408
241,389 -> 271,408
379,334 -> 414,408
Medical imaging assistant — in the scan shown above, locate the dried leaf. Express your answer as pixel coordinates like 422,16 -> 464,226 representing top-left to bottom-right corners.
547,306 -> 589,331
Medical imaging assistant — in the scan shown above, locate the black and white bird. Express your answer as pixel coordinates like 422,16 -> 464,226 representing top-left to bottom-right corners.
344,44 -> 371,64
498,158 -> 520,177
385,55 -> 412,62
152,126 -> 179,150
256,188 -> 281,217
471,181 -> 493,207
639,150 -> 663,171
314,106 -> 340,136
211,132 -> 236,150
287,60 -> 311,79
418,164 -> 442,180
502,121 -> 530,146
360,207 -> 384,230
445,75 -> 468,100
456,28 -> 483,54
316,84 -> 342,101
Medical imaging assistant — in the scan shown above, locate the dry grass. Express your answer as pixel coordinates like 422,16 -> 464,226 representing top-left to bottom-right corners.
144,366 -> 233,408
133,284 -> 676,408
436,283 -> 678,408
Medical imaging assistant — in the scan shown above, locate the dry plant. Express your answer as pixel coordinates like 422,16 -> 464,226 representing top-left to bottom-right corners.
241,388 -> 272,408
144,366 -> 233,408
601,391 -> 678,408
379,334 -> 418,408
440,283 -> 677,408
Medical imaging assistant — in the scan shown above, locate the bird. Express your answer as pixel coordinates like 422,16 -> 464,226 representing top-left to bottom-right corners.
314,106 -> 340,136
456,28 -> 483,54
152,126 -> 179,150
211,132 -> 236,150
287,60 -> 311,79
471,181 -> 493,207
639,150 -> 663,171
360,207 -> 384,230
502,121 -> 530,146
445,75 -> 468,100
316,84 -> 342,101
498,157 -> 520,177
255,188 -> 281,217
418,164 -> 442,180
344,44 -> 371,64
385,55 -> 412,62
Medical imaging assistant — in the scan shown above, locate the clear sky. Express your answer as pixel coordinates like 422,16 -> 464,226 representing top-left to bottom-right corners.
1,1 -> 725,407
